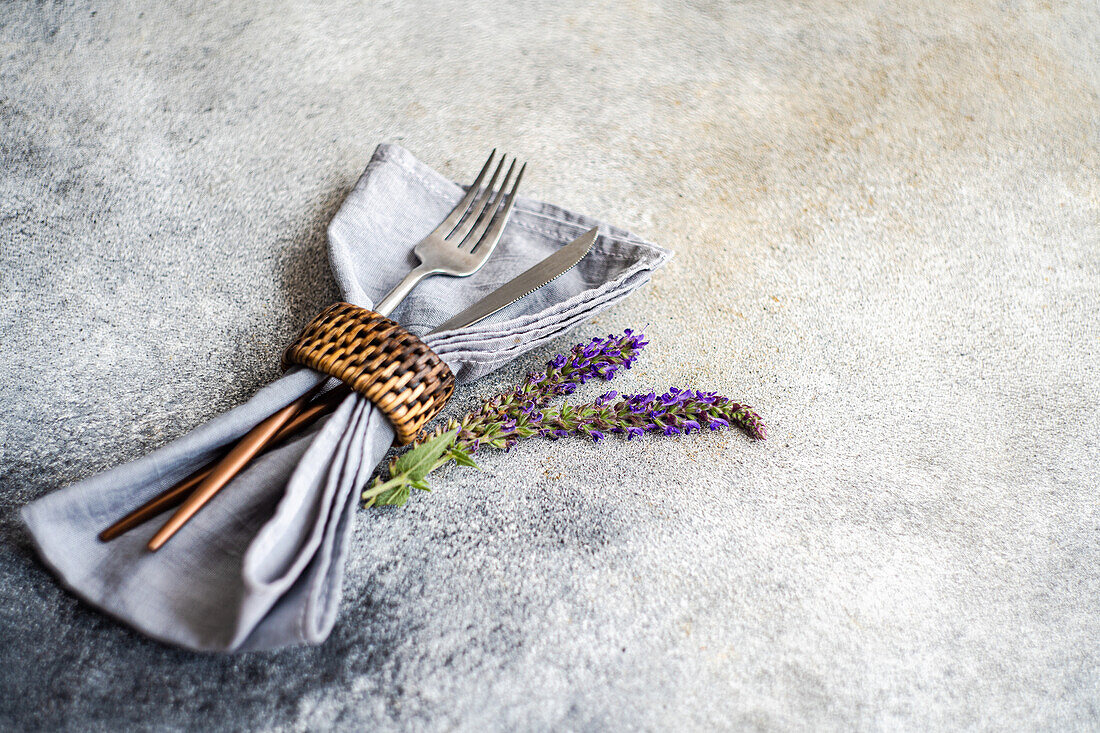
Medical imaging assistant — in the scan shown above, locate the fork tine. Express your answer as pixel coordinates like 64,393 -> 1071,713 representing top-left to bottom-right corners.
430,150 -> 496,238
447,154 -> 508,242
460,158 -> 517,251
470,162 -> 525,254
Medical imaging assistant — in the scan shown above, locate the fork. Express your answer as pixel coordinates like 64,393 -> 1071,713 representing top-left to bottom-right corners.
375,151 -> 525,314
138,151 -> 525,551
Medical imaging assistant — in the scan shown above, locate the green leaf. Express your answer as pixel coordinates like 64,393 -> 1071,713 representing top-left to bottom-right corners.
392,429 -> 458,481
375,485 -> 410,506
447,446 -> 479,469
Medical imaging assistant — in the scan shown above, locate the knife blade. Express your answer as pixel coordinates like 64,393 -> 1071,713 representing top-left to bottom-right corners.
427,227 -> 597,335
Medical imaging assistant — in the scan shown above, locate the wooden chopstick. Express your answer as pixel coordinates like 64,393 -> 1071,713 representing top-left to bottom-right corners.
99,464 -> 215,542
145,395 -> 311,550
99,386 -> 351,543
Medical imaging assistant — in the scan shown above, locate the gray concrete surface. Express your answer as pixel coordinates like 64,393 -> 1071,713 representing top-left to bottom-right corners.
2,1 -> 1098,730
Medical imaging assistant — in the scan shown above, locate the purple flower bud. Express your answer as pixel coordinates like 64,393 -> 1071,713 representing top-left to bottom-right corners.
659,389 -> 688,407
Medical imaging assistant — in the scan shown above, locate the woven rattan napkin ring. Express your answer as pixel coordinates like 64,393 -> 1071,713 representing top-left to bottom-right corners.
282,302 -> 455,444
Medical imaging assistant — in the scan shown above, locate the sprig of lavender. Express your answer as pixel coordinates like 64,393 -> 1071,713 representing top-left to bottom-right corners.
364,331 -> 647,507
420,329 -> 648,452
362,330 -> 766,507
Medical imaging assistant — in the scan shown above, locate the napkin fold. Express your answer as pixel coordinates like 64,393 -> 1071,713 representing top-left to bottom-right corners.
20,144 -> 670,652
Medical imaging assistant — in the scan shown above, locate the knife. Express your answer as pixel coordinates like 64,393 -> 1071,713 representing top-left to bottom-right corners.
428,226 -> 597,335
103,227 -> 599,543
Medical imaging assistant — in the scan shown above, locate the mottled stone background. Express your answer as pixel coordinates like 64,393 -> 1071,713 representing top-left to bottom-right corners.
2,1 -> 1098,730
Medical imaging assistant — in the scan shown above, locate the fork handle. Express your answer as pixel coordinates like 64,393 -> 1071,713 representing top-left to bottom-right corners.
374,264 -> 436,317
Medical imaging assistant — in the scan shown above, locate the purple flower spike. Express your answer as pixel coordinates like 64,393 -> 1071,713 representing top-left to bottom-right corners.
407,329 -> 764,493
540,383 -> 765,445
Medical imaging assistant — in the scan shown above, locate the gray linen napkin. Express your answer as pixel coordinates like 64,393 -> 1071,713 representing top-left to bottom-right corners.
20,144 -> 670,652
